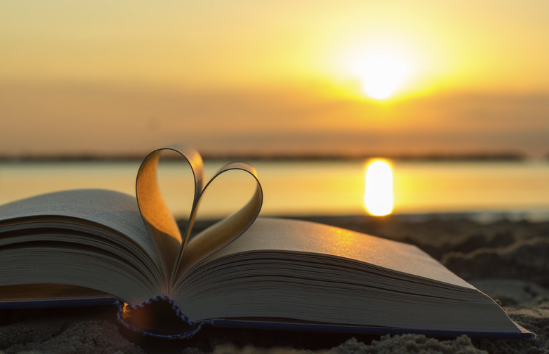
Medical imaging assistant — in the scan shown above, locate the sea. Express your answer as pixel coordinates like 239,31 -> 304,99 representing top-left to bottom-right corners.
1,159 -> 549,222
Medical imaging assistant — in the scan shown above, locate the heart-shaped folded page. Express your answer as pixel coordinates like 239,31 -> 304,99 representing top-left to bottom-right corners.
135,143 -> 263,289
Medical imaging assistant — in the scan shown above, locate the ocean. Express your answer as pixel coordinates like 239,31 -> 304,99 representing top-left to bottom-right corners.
1,159 -> 548,222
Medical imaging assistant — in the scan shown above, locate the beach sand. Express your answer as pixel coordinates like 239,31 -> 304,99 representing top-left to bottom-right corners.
1,217 -> 548,353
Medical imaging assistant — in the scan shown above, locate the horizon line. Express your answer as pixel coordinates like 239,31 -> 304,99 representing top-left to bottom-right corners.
0,151 -> 536,163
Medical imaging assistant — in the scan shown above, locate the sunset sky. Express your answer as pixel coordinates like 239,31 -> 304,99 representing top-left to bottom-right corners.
1,1 -> 548,157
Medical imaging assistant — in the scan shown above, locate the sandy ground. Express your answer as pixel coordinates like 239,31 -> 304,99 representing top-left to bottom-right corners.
1,217 -> 549,354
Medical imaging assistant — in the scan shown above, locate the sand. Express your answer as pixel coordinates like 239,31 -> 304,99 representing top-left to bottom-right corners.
1,217 -> 549,354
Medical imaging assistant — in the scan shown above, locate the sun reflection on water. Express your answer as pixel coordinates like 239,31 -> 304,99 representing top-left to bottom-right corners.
364,159 -> 394,216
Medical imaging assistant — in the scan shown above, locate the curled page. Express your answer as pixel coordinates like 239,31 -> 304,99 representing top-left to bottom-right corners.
175,162 -> 263,277
136,144 -> 204,288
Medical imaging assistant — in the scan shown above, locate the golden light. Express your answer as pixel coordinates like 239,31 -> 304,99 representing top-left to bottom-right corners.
364,159 -> 394,216
343,45 -> 413,100
361,55 -> 409,99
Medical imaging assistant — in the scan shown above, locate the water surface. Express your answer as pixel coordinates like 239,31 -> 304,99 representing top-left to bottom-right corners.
1,160 -> 548,221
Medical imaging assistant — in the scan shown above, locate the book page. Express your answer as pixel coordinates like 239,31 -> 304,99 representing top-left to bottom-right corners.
0,189 -> 157,261
0,284 -> 112,302
135,144 -> 204,281
202,217 -> 475,289
175,162 -> 263,276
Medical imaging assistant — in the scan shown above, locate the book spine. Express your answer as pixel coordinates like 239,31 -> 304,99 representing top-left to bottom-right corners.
116,296 -> 211,339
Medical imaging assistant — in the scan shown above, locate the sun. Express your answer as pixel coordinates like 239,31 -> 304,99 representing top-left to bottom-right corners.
360,55 -> 409,100
344,47 -> 412,100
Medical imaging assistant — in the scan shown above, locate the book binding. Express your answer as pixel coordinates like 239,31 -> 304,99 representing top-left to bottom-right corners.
117,296 -> 212,339
115,297 -> 535,340
0,296 -> 535,340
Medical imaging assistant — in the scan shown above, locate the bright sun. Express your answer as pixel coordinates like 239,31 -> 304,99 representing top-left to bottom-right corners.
359,54 -> 410,100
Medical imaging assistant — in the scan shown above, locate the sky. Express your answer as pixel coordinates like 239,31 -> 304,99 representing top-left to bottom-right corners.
1,0 -> 549,157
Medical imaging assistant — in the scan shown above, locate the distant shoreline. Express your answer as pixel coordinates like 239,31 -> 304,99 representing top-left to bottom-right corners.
0,152 -> 529,162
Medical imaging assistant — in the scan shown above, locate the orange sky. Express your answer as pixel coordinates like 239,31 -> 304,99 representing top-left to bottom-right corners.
1,1 -> 549,156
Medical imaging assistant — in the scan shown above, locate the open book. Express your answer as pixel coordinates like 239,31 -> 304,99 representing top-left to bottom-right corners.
0,144 -> 534,339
